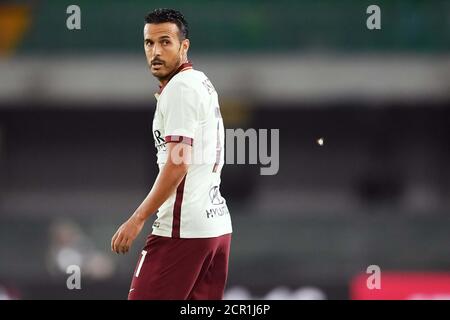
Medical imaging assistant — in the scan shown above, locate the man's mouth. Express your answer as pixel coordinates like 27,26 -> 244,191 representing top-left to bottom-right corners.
152,61 -> 164,67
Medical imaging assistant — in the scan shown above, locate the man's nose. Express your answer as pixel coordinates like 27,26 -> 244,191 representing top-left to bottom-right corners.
152,43 -> 162,56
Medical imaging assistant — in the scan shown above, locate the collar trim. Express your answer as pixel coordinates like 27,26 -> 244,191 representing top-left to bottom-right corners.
157,62 -> 193,95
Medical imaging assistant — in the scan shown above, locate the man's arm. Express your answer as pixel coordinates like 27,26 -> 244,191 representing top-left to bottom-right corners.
111,141 -> 191,254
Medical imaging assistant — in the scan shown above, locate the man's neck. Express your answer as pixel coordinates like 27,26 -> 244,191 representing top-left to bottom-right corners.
158,60 -> 192,93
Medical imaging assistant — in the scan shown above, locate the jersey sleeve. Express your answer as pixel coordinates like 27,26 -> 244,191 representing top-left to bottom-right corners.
162,81 -> 200,146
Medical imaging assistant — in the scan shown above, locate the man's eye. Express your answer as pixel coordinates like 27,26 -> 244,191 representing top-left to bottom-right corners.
162,40 -> 170,45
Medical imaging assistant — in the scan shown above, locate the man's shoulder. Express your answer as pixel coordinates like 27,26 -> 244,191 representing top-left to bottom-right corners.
170,69 -> 207,89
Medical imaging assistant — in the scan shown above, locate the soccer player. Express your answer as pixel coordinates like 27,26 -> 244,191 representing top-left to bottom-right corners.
111,8 -> 232,300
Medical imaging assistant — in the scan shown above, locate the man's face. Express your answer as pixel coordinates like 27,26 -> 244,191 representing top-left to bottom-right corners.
143,22 -> 189,81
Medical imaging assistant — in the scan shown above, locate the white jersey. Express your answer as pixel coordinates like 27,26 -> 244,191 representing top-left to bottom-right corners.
151,64 -> 232,238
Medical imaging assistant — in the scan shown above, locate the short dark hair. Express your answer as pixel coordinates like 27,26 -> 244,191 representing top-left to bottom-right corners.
144,8 -> 189,40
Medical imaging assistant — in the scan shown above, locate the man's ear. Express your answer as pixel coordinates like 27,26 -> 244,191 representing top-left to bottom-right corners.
182,39 -> 190,55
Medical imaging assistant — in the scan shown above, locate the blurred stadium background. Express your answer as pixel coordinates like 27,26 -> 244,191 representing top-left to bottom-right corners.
0,0 -> 449,299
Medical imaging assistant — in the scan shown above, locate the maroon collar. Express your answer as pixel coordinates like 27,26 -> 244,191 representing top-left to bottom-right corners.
158,62 -> 193,94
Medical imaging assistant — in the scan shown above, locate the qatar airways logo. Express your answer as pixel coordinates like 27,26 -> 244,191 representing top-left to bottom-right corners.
166,128 -> 279,176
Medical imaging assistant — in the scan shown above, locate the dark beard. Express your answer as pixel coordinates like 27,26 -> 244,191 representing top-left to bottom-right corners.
160,57 -> 182,82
